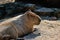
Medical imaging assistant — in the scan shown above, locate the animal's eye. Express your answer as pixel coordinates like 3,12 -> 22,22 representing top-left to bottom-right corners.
32,16 -> 36,20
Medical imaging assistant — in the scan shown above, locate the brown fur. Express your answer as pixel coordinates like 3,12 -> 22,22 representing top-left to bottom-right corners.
0,10 -> 41,40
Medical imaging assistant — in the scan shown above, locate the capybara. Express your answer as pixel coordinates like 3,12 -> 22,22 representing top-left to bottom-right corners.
0,10 -> 41,40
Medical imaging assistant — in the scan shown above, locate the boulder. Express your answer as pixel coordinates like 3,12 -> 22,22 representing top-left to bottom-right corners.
34,7 -> 54,16
0,4 -> 7,19
24,4 -> 36,11
15,0 -> 60,8
0,0 -> 15,4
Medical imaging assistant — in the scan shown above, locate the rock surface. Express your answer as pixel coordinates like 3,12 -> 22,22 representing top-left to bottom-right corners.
0,0 -> 15,4
0,2 -> 60,19
15,0 -> 60,8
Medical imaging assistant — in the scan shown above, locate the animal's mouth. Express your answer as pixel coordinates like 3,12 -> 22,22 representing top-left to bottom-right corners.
36,22 -> 40,25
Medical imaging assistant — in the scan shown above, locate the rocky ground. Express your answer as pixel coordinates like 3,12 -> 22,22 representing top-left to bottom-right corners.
23,19 -> 60,40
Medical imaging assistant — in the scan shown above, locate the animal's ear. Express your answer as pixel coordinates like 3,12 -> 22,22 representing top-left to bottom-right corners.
27,11 -> 33,17
25,10 -> 35,18
26,9 -> 31,12
25,10 -> 31,16
25,9 -> 32,14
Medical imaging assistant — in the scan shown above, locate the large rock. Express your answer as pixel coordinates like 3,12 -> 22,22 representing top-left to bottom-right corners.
34,7 -> 60,18
0,5 -> 7,19
34,7 -> 54,16
15,0 -> 60,8
5,2 -> 25,17
24,4 -> 36,11
0,0 -> 15,4
45,0 -> 60,7
0,2 -> 60,19
5,3 -> 36,17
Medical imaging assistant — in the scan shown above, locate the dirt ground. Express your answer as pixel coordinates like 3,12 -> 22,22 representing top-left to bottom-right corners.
24,20 -> 60,40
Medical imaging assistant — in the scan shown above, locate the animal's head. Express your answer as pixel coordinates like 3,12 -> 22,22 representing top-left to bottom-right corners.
25,10 -> 41,25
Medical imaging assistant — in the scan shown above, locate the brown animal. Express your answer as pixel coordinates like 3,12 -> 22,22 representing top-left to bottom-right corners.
0,10 -> 41,40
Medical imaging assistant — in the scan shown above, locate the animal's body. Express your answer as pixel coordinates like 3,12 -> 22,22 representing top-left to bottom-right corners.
0,10 -> 41,40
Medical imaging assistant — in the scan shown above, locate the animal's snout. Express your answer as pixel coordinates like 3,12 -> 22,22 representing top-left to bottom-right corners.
39,18 -> 41,23
38,17 -> 41,22
38,17 -> 41,25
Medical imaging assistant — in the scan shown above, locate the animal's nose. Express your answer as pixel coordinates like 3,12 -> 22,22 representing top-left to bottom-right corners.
39,17 -> 41,23
36,17 -> 41,25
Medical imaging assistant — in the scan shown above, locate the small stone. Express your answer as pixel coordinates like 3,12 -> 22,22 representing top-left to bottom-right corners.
17,38 -> 24,40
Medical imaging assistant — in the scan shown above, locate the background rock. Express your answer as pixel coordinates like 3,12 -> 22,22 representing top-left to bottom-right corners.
0,0 -> 15,4
0,2 -> 59,19
15,0 -> 60,8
